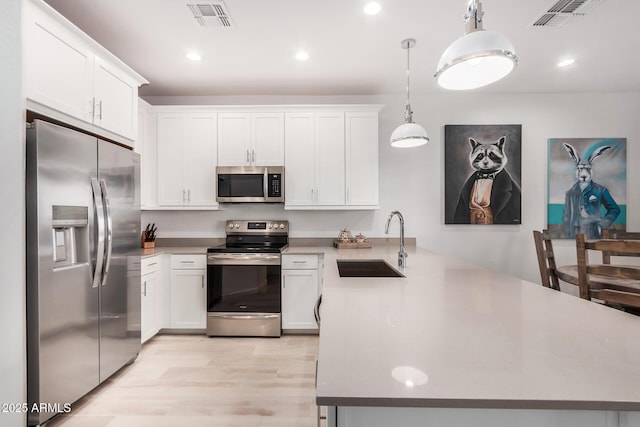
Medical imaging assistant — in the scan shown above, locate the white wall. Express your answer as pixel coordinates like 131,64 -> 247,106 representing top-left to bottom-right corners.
142,92 -> 640,286
0,0 -> 26,426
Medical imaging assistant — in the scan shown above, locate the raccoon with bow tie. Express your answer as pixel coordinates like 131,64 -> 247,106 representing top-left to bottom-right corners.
453,136 -> 521,224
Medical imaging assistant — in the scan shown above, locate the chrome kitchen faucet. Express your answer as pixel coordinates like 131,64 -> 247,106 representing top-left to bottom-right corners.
385,211 -> 407,269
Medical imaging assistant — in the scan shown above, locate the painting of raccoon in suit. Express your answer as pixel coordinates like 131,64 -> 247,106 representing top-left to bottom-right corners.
445,125 -> 522,225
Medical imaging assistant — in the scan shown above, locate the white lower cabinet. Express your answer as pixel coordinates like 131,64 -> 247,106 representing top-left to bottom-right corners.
170,255 -> 207,329
281,254 -> 322,332
141,256 -> 162,343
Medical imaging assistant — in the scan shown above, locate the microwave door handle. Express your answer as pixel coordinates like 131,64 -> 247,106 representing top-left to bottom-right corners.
99,179 -> 113,286
91,178 -> 105,289
264,169 -> 269,199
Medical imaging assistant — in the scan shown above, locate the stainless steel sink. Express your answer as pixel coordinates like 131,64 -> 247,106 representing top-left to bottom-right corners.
336,259 -> 405,278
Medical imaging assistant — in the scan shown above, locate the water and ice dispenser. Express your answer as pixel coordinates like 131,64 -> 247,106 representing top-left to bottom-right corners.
51,205 -> 88,267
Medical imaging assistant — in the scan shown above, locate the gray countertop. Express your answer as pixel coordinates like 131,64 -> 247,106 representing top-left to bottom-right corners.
141,246 -> 208,257
315,245 -> 640,411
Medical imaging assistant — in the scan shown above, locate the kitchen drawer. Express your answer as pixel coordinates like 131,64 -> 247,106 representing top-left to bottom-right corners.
142,256 -> 160,274
171,254 -> 206,269
282,254 -> 318,270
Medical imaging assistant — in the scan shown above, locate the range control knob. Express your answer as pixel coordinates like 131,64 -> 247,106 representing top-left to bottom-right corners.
234,223 -> 240,229
279,223 -> 285,229
228,223 -> 234,229
268,224 -> 273,229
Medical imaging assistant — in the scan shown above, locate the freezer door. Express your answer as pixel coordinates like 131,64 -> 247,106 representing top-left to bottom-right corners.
26,120 -> 100,426
98,140 -> 141,381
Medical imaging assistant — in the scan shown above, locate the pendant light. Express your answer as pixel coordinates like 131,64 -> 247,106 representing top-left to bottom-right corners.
435,0 -> 517,90
390,38 -> 429,148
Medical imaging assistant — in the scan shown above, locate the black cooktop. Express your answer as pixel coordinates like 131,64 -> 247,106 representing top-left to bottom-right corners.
209,219 -> 289,254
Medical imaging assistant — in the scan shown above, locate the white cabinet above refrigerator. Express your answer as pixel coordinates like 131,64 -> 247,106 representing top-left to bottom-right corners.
24,0 -> 147,146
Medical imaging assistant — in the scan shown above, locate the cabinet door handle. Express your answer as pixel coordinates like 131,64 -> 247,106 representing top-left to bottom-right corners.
143,280 -> 147,296
188,189 -> 191,202
97,100 -> 103,120
201,275 -> 204,288
282,275 -> 285,289
347,189 -> 350,203
246,149 -> 250,164
251,149 -> 255,164
183,189 -> 186,203
89,97 -> 95,118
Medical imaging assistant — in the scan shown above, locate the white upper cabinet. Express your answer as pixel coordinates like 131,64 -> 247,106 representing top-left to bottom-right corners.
316,112 -> 346,206
283,113 -> 315,206
218,112 -> 284,166
284,112 -> 345,207
92,56 -> 139,140
24,0 -> 147,145
157,113 -> 218,208
285,106 -> 380,210
345,111 -> 379,207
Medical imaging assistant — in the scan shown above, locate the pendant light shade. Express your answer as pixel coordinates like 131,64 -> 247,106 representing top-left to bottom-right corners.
390,38 -> 429,148
435,0 -> 517,90
390,122 -> 429,148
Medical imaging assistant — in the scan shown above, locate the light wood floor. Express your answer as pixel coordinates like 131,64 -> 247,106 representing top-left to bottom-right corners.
48,334 -> 320,427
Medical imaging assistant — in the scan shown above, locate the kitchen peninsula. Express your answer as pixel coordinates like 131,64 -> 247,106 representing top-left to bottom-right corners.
314,245 -> 640,427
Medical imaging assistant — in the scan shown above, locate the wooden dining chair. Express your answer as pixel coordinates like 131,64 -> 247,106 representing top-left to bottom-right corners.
600,230 -> 640,264
575,233 -> 640,310
533,230 -> 562,291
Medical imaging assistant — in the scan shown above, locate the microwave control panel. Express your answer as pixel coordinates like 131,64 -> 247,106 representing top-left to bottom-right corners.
268,174 -> 282,198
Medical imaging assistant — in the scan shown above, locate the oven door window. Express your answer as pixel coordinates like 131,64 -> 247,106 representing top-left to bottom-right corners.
218,174 -> 265,198
207,264 -> 281,313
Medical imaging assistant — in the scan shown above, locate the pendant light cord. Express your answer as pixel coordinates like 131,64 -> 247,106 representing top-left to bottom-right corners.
404,41 -> 413,123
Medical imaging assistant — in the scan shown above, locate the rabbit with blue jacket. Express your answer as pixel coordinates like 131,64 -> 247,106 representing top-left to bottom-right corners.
562,143 -> 620,239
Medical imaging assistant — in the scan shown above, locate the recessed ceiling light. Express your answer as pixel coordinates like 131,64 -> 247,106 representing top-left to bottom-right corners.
557,58 -> 575,68
364,2 -> 381,15
186,52 -> 202,61
295,51 -> 309,61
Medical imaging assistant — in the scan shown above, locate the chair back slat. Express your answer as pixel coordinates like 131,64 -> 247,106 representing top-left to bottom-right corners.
588,265 -> 640,281
576,233 -> 640,311
590,289 -> 640,307
533,230 -> 561,291
600,231 -> 640,263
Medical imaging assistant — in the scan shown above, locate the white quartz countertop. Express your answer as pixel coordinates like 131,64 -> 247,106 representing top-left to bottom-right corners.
315,245 -> 640,411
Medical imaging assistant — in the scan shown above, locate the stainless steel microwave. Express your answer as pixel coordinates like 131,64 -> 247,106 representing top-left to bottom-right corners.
216,166 -> 284,203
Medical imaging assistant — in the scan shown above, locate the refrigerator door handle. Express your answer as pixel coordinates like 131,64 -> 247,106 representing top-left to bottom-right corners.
91,178 -> 105,288
100,179 -> 113,286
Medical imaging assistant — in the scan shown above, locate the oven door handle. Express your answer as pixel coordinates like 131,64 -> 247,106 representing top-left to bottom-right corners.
207,254 -> 281,265
208,313 -> 280,320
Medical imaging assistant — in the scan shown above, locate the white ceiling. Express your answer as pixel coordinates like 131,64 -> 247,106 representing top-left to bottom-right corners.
43,0 -> 640,97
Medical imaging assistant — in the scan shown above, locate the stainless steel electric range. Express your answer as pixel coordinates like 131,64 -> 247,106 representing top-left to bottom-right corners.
206,220 -> 288,337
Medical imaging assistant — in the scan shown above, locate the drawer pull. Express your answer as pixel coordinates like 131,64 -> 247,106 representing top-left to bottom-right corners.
180,260 -> 195,263
147,262 -> 158,267
292,261 -> 307,264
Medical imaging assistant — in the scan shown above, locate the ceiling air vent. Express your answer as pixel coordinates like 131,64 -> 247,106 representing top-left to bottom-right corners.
532,0 -> 604,27
187,2 -> 234,28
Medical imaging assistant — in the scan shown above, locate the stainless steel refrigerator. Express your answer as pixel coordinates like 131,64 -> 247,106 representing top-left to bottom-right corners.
26,120 -> 141,426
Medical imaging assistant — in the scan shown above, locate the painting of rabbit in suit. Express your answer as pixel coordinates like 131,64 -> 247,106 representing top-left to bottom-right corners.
445,124 -> 522,225
547,138 -> 627,239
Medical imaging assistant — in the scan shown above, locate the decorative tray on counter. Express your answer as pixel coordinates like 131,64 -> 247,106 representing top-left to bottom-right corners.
333,240 -> 372,249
